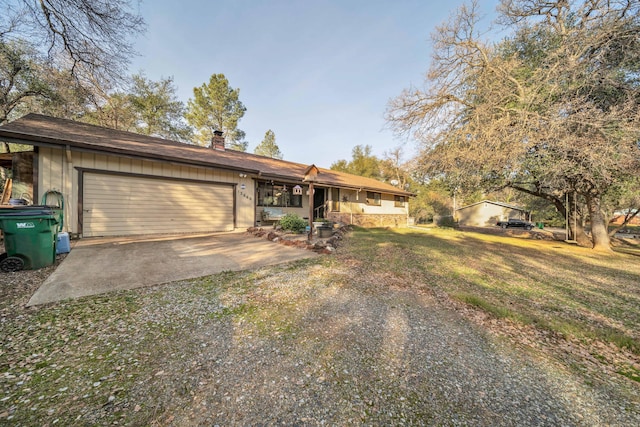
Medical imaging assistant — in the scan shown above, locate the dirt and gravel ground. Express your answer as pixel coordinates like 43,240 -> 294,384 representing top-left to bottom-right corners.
1,233 -> 639,426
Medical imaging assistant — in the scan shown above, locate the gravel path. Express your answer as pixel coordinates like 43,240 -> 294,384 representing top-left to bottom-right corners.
1,240 -> 639,425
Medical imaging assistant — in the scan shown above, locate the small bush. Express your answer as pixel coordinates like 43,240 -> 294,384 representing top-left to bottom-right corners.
279,213 -> 307,233
437,215 -> 458,228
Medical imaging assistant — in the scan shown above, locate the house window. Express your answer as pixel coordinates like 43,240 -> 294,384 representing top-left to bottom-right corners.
257,181 -> 302,207
394,196 -> 405,207
366,191 -> 381,206
331,188 -> 340,212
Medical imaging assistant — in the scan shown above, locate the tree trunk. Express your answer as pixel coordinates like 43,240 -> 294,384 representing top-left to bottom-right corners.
586,194 -> 612,252
571,215 -> 592,247
565,192 -> 591,246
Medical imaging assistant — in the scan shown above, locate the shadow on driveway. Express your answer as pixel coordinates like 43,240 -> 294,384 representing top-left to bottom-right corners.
28,232 -> 318,306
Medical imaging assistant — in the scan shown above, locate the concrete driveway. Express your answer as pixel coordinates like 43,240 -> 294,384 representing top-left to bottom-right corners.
28,232 -> 318,306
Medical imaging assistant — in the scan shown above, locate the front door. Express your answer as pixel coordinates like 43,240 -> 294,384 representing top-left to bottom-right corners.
313,187 -> 326,219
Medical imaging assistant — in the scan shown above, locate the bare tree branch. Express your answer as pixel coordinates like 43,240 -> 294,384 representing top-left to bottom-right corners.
1,0 -> 145,86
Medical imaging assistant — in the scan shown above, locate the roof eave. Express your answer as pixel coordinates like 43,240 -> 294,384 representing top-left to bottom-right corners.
0,129 -> 261,175
0,116 -> 415,197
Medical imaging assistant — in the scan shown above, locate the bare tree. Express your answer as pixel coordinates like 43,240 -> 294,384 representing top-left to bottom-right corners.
381,146 -> 412,189
1,0 -> 145,86
387,0 -> 640,251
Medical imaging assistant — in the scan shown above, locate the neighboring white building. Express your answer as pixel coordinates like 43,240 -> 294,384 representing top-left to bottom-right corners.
456,200 -> 529,227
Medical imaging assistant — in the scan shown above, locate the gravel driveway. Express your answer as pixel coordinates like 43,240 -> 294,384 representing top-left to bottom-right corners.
143,264 -> 636,426
1,238 -> 638,425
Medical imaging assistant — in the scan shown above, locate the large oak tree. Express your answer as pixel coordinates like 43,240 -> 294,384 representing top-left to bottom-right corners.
128,74 -> 192,142
0,39 -> 57,125
387,0 -> 640,250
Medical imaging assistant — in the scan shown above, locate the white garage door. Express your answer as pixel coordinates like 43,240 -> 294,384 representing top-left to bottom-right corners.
82,173 -> 234,237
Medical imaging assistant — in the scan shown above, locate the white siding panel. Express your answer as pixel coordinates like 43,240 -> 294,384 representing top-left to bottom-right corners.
83,173 -> 234,237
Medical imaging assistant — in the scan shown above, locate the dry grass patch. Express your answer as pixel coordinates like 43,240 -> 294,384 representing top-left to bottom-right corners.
338,227 -> 640,381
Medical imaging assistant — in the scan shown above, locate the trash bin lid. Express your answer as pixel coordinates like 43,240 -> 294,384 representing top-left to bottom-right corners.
0,205 -> 60,214
0,209 -> 58,218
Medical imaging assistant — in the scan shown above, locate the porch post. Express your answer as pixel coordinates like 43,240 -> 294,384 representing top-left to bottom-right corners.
303,164 -> 319,241
308,181 -> 314,240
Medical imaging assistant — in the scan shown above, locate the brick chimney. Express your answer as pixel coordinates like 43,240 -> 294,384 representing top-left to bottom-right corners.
211,130 -> 225,150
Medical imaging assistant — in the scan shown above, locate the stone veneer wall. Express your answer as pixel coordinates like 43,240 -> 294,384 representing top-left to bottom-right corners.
327,213 -> 407,228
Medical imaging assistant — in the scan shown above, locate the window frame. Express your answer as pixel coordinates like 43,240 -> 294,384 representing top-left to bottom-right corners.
366,191 -> 381,206
256,181 -> 302,208
394,195 -> 405,207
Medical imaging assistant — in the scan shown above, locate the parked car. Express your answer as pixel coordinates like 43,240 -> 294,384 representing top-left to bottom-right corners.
496,218 -> 534,230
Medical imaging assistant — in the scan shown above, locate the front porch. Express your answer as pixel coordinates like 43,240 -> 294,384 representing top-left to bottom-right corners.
254,179 -> 409,228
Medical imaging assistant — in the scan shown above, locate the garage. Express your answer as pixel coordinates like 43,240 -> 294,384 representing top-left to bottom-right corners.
81,172 -> 235,237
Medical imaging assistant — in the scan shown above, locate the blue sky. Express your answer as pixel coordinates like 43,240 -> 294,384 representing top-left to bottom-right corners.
131,0 -> 500,167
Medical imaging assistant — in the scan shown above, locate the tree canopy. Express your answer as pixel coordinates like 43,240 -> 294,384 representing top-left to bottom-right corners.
0,38 -> 57,125
83,92 -> 136,132
387,0 -> 640,250
254,130 -> 283,159
185,73 -> 247,150
0,0 -> 145,86
0,0 -> 146,150
128,74 -> 192,141
0,37 -> 94,152
330,145 -> 382,180
81,74 -> 191,142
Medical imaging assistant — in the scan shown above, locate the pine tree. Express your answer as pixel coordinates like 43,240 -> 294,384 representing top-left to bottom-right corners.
185,74 -> 247,150
254,130 -> 283,159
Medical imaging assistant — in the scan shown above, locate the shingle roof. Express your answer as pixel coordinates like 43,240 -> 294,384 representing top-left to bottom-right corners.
0,114 -> 413,196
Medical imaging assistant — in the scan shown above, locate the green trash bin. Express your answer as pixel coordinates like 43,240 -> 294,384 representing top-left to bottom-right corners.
0,207 -> 61,272
0,205 -> 63,228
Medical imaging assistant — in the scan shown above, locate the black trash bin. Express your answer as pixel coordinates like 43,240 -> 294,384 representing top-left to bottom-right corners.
317,224 -> 333,238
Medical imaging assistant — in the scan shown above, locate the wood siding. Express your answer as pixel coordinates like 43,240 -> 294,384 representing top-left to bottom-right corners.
38,147 -> 256,236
